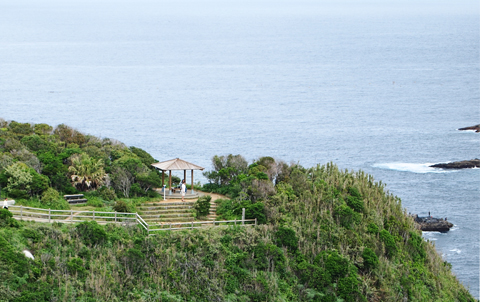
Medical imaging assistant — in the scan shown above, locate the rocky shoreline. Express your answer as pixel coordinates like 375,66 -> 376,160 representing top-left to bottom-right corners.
458,124 -> 480,132
414,215 -> 453,233
429,159 -> 480,169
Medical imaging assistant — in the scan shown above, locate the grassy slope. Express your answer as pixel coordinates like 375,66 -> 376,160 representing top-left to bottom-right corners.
0,163 -> 476,302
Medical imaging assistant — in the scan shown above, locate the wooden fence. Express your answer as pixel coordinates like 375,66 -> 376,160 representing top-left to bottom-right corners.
8,205 -> 256,235
8,205 -> 137,224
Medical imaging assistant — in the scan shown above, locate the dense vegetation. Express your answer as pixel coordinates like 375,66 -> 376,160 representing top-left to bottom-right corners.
0,119 -> 476,301
0,119 -> 164,210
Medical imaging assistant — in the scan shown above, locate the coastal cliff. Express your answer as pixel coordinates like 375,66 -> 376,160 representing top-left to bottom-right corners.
0,120 -> 476,302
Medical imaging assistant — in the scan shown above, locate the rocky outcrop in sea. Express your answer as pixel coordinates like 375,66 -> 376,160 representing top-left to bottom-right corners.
414,215 -> 453,233
458,124 -> 480,132
429,159 -> 480,169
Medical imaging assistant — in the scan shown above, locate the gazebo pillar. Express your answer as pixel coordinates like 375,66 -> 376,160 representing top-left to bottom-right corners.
191,169 -> 194,193
162,171 -> 165,187
183,170 -> 186,183
169,170 -> 172,194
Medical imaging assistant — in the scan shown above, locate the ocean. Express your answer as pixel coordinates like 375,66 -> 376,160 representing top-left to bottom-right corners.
0,0 -> 479,297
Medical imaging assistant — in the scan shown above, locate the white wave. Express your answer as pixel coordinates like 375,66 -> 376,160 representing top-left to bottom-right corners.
373,162 -> 451,174
449,248 -> 462,254
422,232 -> 438,240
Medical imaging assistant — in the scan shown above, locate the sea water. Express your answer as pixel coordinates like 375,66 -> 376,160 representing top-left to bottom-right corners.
0,0 -> 479,297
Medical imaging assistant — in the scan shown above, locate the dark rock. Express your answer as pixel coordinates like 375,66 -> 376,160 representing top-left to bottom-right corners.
458,124 -> 480,132
430,159 -> 480,169
413,215 -> 453,233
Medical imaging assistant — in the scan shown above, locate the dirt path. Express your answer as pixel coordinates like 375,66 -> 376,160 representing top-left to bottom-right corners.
158,190 -> 228,203
202,191 -> 228,202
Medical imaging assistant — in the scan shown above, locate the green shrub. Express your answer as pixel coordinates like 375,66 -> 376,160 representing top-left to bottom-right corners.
245,202 -> 266,224
275,226 -> 298,251
0,234 -> 28,276
41,187 -> 70,210
41,187 -> 60,202
86,196 -> 104,207
113,200 -> 129,213
347,186 -> 362,198
362,247 -> 378,270
129,183 -> 144,197
22,228 -> 43,243
380,229 -> 397,257
0,208 -> 20,228
319,250 -> 349,280
194,195 -> 211,217
78,246 -> 91,261
367,222 -> 379,234
98,186 -> 117,201
337,272 -> 364,302
408,231 -> 426,262
252,242 -> 286,273
346,195 -> 364,213
335,204 -> 360,229
67,257 -> 86,276
76,221 -> 107,246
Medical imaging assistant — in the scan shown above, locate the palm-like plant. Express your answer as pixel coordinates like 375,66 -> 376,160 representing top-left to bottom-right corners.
68,153 -> 105,191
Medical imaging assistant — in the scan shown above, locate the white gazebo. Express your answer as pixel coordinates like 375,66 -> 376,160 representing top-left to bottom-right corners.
151,158 -> 204,194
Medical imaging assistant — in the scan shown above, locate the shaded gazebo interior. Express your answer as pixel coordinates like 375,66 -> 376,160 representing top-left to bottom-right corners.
151,158 -> 204,195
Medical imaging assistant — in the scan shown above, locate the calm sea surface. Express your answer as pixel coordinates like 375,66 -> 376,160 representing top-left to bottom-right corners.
1,0 -> 479,297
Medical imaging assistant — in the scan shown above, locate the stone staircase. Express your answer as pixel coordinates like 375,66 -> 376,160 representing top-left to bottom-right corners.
137,201 -> 196,224
136,199 -> 219,229
206,202 -> 218,221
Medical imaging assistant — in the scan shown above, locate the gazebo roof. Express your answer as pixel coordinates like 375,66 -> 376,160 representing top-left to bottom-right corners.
151,158 -> 204,171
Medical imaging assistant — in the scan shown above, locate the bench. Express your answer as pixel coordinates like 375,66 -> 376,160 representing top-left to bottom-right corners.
64,194 -> 88,204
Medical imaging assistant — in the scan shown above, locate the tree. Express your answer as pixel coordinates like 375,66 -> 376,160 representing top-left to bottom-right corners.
204,154 -> 248,185
10,148 -> 42,173
34,123 -> 53,135
8,121 -> 33,139
110,166 -> 133,198
135,170 -> 162,194
129,146 -> 156,167
0,153 -> 14,171
3,162 -> 32,197
68,153 -> 105,191
2,162 -> 47,198
54,124 -> 86,147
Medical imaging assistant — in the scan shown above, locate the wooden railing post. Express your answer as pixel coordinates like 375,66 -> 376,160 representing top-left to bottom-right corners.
255,218 -> 257,226
20,205 -> 23,219
242,208 -> 245,225
115,211 -> 117,222
93,210 -> 95,221
48,209 -> 51,223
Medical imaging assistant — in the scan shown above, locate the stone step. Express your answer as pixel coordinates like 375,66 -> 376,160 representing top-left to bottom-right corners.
142,213 -> 194,218
144,217 -> 195,223
142,202 -> 195,207
140,208 -> 193,214
138,205 -> 194,211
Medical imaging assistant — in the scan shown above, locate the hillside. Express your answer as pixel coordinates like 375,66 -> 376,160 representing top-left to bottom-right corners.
0,119 -> 476,301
